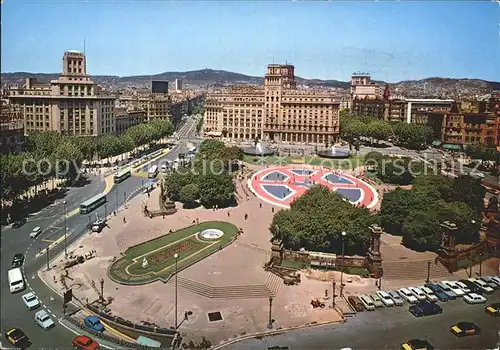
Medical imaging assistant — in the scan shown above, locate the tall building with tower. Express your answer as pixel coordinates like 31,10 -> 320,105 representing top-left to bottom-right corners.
350,72 -> 382,100
151,81 -> 169,94
7,51 -> 116,136
204,64 -> 340,144
175,79 -> 182,92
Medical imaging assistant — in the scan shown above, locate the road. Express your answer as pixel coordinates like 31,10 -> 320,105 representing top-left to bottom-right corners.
224,293 -> 500,350
0,117 -> 198,349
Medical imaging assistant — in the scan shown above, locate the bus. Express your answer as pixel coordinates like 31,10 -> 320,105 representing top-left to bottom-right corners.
136,336 -> 161,348
8,268 -> 25,293
148,165 -> 158,178
80,193 -> 107,214
114,168 -> 131,183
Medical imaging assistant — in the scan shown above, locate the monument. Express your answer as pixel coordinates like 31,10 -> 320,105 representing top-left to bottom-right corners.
317,143 -> 350,159
242,138 -> 274,156
367,224 -> 383,278
142,257 -> 149,269
437,221 -> 459,272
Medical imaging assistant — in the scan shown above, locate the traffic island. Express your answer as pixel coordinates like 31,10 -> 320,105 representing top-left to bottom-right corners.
108,221 -> 238,285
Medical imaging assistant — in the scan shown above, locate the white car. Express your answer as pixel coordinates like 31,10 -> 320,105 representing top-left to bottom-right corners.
442,281 -> 465,297
490,276 -> 500,286
376,291 -> 395,307
398,288 -> 418,304
455,281 -> 471,294
35,309 -> 55,330
22,292 -> 40,310
420,286 -> 438,302
408,286 -> 427,301
463,293 -> 487,304
29,226 -> 42,238
469,278 -> 494,294
387,290 -> 404,306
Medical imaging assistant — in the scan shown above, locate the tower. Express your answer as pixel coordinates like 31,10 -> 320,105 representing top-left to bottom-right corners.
383,84 -> 391,101
62,51 -> 87,76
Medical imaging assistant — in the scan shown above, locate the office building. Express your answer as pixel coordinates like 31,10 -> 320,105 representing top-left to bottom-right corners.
175,79 -> 182,92
204,64 -> 341,144
114,107 -> 146,135
350,72 -> 382,100
0,99 -> 24,154
151,81 -> 169,94
8,51 -> 116,136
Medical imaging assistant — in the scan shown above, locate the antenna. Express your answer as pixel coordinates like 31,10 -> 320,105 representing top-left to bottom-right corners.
83,38 -> 86,55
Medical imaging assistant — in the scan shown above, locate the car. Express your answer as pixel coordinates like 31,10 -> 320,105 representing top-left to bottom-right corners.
347,296 -> 364,312
424,283 -> 450,302
29,226 -> 42,238
485,302 -> 500,316
369,292 -> 384,307
12,218 -> 27,229
490,276 -> 500,286
400,339 -> 434,350
12,253 -> 25,268
22,292 -> 41,310
387,290 -> 404,306
463,293 -> 487,304
376,291 -> 395,307
408,287 -> 427,301
35,309 -> 55,330
479,276 -> 500,289
455,281 -> 471,294
419,286 -> 438,302
72,335 -> 100,350
469,278 -> 494,294
450,321 -> 481,337
442,281 -> 465,297
84,316 -> 105,333
459,279 -> 482,294
5,328 -> 31,349
409,301 -> 442,317
472,171 -> 485,178
399,288 -> 418,304
436,282 -> 457,299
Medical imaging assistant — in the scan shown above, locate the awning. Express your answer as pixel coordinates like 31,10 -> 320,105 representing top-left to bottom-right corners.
431,140 -> 442,147
442,143 -> 462,151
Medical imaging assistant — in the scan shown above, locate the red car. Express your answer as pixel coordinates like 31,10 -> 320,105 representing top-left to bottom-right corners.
72,335 -> 100,350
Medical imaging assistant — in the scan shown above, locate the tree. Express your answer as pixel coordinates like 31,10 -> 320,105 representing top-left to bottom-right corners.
54,141 -> 84,183
366,120 -> 393,144
364,151 -> 383,170
402,210 -> 442,251
198,172 -> 235,208
198,139 -> 226,158
26,132 -> 62,156
392,122 -> 433,150
451,175 -> 485,213
180,184 -> 200,208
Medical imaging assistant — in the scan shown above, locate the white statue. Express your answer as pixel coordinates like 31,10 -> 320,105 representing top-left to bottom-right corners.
256,142 -> 263,153
330,145 -> 336,154
142,257 -> 149,268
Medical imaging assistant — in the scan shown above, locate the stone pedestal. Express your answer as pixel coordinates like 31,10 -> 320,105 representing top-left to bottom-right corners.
367,224 -> 383,278
270,239 -> 284,265
437,221 -> 458,272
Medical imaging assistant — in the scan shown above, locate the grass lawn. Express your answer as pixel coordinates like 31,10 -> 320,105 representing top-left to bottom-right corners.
280,259 -> 309,269
243,155 -> 364,169
109,221 -> 238,285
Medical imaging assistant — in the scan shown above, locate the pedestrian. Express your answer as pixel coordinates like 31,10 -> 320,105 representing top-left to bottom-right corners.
123,217 -> 126,223
260,203 -> 262,208
244,213 -> 248,220
227,211 -> 230,217
272,207 -> 275,213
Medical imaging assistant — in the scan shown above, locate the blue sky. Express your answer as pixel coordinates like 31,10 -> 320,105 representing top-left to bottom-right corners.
2,1 -> 499,82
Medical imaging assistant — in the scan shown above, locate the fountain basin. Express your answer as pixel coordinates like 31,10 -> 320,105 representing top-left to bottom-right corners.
200,229 -> 224,240
317,145 -> 350,159
242,142 -> 274,156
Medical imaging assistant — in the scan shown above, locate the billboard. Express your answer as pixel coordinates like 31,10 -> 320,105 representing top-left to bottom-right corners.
151,81 -> 169,94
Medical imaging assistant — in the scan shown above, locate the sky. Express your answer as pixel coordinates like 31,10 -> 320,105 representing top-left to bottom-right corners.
2,1 -> 499,82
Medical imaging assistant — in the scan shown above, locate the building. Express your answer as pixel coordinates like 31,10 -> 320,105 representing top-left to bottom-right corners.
350,72 -> 382,100
114,107 -> 146,135
8,51 -> 116,136
119,94 -> 171,123
0,99 -> 25,154
204,64 -> 341,144
151,81 -> 169,94
175,79 -> 182,92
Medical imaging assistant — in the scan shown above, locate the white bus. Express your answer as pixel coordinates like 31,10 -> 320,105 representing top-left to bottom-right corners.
80,193 -> 107,214
8,268 -> 25,293
148,165 -> 158,178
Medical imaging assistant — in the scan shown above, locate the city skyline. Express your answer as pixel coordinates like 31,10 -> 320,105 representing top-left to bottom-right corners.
2,1 -> 499,82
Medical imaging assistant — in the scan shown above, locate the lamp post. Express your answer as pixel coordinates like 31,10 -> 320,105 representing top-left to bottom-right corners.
267,296 -> 273,329
63,201 -> 68,258
340,231 -> 347,297
426,260 -> 431,283
479,253 -> 483,277
174,253 -> 179,331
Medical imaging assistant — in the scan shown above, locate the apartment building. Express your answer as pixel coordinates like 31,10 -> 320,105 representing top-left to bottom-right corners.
204,64 -> 341,144
114,106 -> 146,135
8,51 -> 116,136
350,72 -> 382,100
0,99 -> 25,154
119,94 -> 171,122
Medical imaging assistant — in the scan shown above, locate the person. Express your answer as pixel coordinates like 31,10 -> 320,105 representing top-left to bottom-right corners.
260,203 -> 262,208
244,213 -> 248,220
123,217 -> 126,223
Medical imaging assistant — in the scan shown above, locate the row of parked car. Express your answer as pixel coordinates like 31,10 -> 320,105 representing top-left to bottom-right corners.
348,276 -> 500,313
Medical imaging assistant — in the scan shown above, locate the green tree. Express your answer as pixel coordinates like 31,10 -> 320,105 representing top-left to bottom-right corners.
198,172 -> 235,208
451,175 -> 485,213
54,141 -> 84,183
366,120 -> 393,144
364,151 -> 383,170
180,184 -> 200,208
392,122 -> 433,150
402,210 -> 442,250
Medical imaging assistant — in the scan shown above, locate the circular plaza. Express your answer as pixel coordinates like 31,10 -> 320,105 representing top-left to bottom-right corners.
248,166 -> 379,209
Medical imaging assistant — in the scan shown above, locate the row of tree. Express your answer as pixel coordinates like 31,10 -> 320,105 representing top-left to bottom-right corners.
364,151 -> 427,185
1,119 -> 174,202
164,139 -> 243,208
340,112 -> 434,150
378,174 -> 484,251
270,186 -> 377,255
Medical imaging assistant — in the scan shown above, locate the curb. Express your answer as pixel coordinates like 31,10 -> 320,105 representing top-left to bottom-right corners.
212,318 -> 345,349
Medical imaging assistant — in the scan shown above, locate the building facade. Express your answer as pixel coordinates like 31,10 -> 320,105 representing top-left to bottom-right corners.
175,79 -> 182,92
114,107 -> 146,135
0,99 -> 25,154
8,51 -> 116,136
204,64 -> 341,144
119,94 -> 171,123
350,72 -> 382,100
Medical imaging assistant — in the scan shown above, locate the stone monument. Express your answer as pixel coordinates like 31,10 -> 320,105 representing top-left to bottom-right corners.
367,224 -> 383,278
142,257 -> 149,269
437,221 -> 458,272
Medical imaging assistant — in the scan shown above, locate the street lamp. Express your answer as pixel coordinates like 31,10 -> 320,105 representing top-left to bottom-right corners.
340,231 -> 347,297
426,260 -> 432,283
267,296 -> 273,329
174,253 -> 179,331
63,201 -> 68,258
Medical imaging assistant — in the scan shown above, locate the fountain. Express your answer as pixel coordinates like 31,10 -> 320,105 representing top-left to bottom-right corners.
142,257 -> 149,269
242,138 -> 275,156
199,229 -> 224,240
317,143 -> 350,159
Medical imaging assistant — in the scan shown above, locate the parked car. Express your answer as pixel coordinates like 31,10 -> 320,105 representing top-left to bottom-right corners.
490,276 -> 500,286
442,281 -> 465,297
450,321 -> 481,337
387,290 -> 404,306
399,288 -> 418,304
459,280 -> 482,295
400,339 -> 434,350
408,287 -> 427,301
424,283 -> 450,302
485,302 -> 500,316
463,293 -> 487,304
84,316 -> 104,333
29,226 -> 42,238
12,218 -> 27,229
369,292 -> 384,307
376,291 -> 395,307
5,328 -> 31,349
35,309 -> 55,330
436,282 -> 457,299
419,286 -> 438,302
12,253 -> 25,268
455,281 -> 471,294
469,278 -> 494,294
347,296 -> 364,312
22,292 -> 41,310
359,294 -> 375,311
72,335 -> 100,350
479,276 -> 500,289
409,301 -> 442,317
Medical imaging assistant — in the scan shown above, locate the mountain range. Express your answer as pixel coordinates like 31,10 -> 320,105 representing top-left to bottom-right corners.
2,69 -> 499,97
